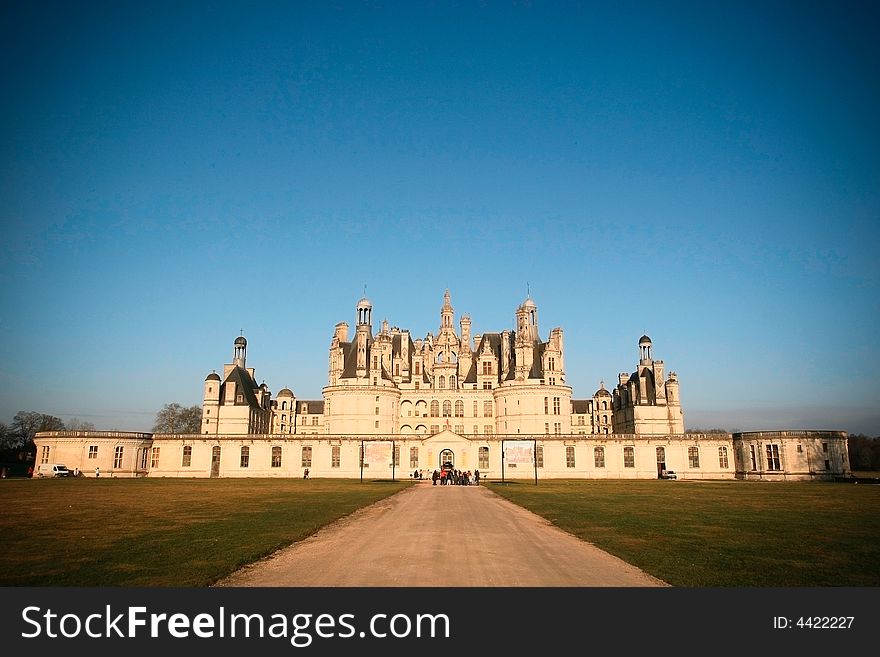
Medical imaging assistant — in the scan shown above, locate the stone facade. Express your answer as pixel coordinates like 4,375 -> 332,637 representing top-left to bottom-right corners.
32,291 -> 851,481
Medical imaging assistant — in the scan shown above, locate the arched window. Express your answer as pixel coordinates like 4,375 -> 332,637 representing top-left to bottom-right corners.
454,400 -> 464,417
442,400 -> 452,417
449,375 -> 456,389
601,400 -> 607,410
281,401 -> 287,410
478,446 -> 489,469
437,352 -> 444,363
438,375 -> 446,389
430,401 -> 439,417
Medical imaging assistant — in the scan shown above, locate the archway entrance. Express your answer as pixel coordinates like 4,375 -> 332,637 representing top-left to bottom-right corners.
439,449 -> 454,469
656,446 -> 666,478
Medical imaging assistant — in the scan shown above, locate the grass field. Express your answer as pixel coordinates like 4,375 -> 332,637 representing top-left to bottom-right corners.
486,479 -> 880,586
0,477 -> 411,586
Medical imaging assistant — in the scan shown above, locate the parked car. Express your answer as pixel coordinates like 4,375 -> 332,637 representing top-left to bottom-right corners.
35,463 -> 71,478
661,470 -> 677,480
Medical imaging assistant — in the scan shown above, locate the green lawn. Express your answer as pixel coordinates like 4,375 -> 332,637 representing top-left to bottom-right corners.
487,479 -> 880,586
0,477 -> 411,586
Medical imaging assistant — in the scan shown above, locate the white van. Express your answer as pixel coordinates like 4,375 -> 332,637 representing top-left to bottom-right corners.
35,463 -> 71,478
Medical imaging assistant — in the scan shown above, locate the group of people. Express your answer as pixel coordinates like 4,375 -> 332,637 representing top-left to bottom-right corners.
431,467 -> 480,486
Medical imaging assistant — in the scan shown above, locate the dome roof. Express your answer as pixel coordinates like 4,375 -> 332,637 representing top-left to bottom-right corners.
356,296 -> 372,309
234,335 -> 247,347
638,334 -> 652,345
277,387 -> 294,396
595,386 -> 611,397
520,297 -> 537,309
205,372 -> 221,382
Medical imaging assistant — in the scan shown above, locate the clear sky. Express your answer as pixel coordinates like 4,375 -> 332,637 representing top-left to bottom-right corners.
1,1 -> 878,435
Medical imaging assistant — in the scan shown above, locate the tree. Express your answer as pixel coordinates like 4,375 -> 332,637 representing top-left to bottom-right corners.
66,418 -> 97,431
8,411 -> 66,449
153,403 -> 202,434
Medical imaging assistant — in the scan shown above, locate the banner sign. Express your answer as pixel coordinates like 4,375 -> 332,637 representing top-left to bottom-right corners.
363,442 -> 392,465
504,441 -> 534,464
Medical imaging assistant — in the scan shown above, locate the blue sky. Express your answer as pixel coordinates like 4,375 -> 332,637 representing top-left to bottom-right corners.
2,1 -> 878,435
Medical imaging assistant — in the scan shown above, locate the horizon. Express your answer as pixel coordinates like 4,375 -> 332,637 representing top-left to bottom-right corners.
2,2 -> 878,436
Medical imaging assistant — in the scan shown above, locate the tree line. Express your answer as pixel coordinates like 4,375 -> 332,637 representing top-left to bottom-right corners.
0,403 -> 203,452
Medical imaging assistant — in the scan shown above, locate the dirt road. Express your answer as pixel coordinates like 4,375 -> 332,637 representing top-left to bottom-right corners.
215,483 -> 667,587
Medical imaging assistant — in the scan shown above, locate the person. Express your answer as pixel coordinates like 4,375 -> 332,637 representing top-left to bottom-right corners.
432,469 -> 439,486
303,468 -> 310,479
95,466 -> 100,478
73,467 -> 80,478
474,469 -> 480,485
413,469 -> 419,480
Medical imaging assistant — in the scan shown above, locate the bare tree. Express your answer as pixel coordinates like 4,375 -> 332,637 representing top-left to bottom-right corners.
9,411 -> 66,448
152,403 -> 202,434
66,418 -> 97,431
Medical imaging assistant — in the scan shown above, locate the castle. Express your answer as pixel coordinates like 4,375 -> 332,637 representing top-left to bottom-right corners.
34,292 -> 850,481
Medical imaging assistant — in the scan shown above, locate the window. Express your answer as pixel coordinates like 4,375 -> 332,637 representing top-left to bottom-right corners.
430,401 -> 439,417
553,422 -> 561,435
450,375 -> 456,389
455,400 -> 464,417
375,407 -> 380,415
236,394 -> 243,403
149,447 -> 160,468
331,445 -> 340,467
454,425 -> 464,434
88,445 -> 98,459
566,446 -> 576,468
443,400 -> 452,417
113,446 -> 124,469
688,446 -> 700,468
484,425 -> 493,435
415,362 -> 421,375
536,445 -> 544,468
479,446 -> 489,469
410,447 -> 419,468
182,446 -> 192,467
393,445 -> 400,467
431,425 -> 440,434
482,361 -> 492,375
715,445 -> 728,469
41,446 -> 50,464
749,445 -> 757,471
438,375 -> 445,389
623,446 -> 635,468
822,442 -> 828,453
312,417 -> 318,426
240,446 -> 249,468
548,356 -> 555,371
594,446 -> 605,468
415,381 -> 419,390
483,401 -> 493,417
544,423 -> 550,435
544,397 -> 549,414
472,425 -> 478,435
766,444 -> 781,471
578,416 -> 585,426
797,444 -> 803,453
473,401 -> 478,417
553,397 -> 560,415
482,381 -> 492,390
373,355 -> 378,369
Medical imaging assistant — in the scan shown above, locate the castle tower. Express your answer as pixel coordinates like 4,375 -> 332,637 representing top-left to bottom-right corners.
202,371 -> 221,434
233,335 -> 247,368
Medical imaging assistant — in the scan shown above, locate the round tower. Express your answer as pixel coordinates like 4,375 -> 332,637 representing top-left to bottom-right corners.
202,371 -> 221,435
233,335 -> 247,368
639,334 -> 653,365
